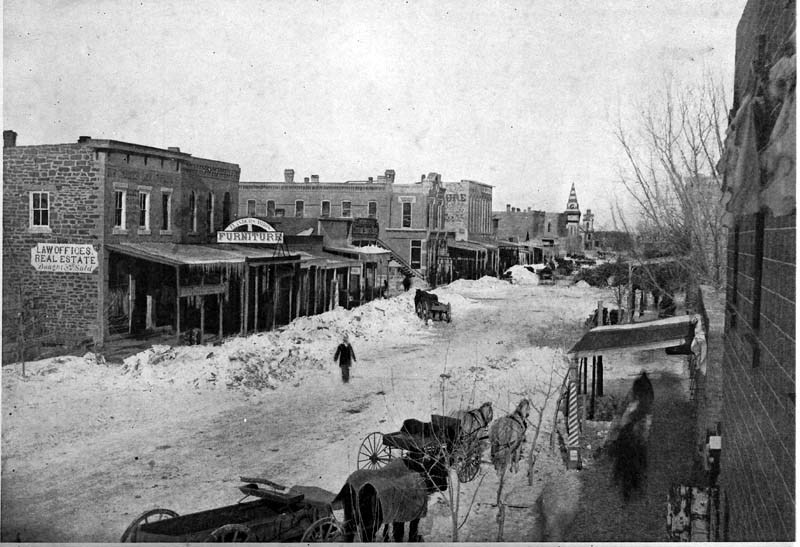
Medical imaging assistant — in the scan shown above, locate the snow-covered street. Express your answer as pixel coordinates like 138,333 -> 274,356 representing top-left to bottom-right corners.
1,278 -> 689,542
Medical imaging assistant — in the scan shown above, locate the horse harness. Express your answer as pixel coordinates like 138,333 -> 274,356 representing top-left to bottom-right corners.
495,410 -> 528,451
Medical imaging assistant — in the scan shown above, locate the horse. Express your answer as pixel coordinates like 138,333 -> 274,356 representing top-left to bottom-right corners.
489,398 -> 531,474
449,401 -> 493,439
608,371 -> 655,500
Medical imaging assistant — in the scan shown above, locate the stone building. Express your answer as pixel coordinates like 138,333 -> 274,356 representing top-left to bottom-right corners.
715,0 -> 795,540
2,132 -> 243,361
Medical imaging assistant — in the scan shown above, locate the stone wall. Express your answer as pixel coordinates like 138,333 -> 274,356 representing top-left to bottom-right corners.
2,144 -> 104,361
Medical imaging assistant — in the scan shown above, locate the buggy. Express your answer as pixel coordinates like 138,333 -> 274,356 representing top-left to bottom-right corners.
357,413 -> 485,484
120,477 -> 339,542
414,289 -> 452,322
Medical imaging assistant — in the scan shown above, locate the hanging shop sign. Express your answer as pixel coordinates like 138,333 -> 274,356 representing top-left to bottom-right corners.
30,243 -> 98,273
217,217 -> 284,244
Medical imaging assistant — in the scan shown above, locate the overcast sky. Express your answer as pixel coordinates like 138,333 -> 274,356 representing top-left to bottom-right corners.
4,1 -> 746,228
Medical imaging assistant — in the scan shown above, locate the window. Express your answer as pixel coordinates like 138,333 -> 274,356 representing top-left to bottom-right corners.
402,202 -> 412,228
368,201 -> 377,219
206,193 -> 215,233
222,192 -> 231,227
547,222 -> 552,233
161,191 -> 172,231
321,200 -> 331,217
138,190 -> 150,231
426,203 -> 431,228
114,190 -> 126,229
189,191 -> 197,232
247,199 -> 256,216
410,240 -> 422,269
437,204 -> 443,228
752,212 -> 765,333
30,191 -> 50,228
342,201 -> 352,218
267,200 -> 276,216
295,200 -> 304,218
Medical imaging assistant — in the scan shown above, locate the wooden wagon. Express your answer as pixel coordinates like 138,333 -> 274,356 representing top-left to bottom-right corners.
414,289 -> 452,322
120,477 -> 340,543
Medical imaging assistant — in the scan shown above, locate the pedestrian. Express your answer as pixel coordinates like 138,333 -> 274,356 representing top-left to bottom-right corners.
334,333 -> 356,383
402,274 -> 412,292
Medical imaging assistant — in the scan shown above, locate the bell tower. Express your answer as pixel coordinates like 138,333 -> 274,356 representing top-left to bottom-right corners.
564,183 -> 581,236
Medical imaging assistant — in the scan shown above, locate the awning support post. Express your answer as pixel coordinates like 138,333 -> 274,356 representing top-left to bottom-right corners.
597,355 -> 604,397
218,293 -> 223,340
590,355 -> 596,420
175,266 -> 181,344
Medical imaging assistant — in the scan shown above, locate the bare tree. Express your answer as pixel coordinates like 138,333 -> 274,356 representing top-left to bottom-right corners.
614,74 -> 728,286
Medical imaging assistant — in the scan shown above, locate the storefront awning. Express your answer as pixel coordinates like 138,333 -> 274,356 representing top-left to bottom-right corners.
324,245 -> 390,259
447,240 -> 487,253
215,244 -> 300,265
107,242 -> 245,267
469,240 -> 497,251
568,315 -> 696,358
297,250 -> 362,269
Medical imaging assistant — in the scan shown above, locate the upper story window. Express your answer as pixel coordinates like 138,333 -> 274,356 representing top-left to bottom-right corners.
161,190 -> 173,232
30,191 -> 50,229
222,192 -> 231,227
138,189 -> 151,232
402,202 -> 412,228
547,222 -> 552,233
368,201 -> 377,219
206,193 -> 215,233
247,199 -> 256,216
341,200 -> 352,218
295,200 -> 304,218
114,190 -> 127,229
437,204 -> 443,228
189,191 -> 197,232
321,200 -> 331,217
267,200 -> 276,217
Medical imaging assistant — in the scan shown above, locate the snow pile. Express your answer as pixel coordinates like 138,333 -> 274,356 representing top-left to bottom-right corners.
506,264 -> 540,285
574,280 -> 590,288
447,276 -> 508,292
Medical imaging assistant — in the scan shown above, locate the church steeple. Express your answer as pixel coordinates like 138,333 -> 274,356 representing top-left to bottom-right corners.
565,182 -> 580,213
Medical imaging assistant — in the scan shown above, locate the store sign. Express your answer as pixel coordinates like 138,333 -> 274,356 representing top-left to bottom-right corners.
352,218 -> 379,241
217,217 -> 284,244
30,243 -> 98,273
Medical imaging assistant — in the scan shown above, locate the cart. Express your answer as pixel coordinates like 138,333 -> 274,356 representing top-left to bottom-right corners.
414,289 -> 452,322
357,413 -> 484,484
120,477 -> 341,543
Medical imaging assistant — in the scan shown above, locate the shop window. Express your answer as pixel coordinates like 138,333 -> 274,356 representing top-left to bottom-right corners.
368,201 -> 377,219
138,190 -> 151,232
114,190 -> 126,229
402,202 -> 412,228
295,200 -> 304,218
30,191 -> 50,228
206,193 -> 215,233
267,200 -> 276,216
410,239 -> 422,269
342,200 -> 352,218
247,199 -> 256,216
321,200 -> 331,217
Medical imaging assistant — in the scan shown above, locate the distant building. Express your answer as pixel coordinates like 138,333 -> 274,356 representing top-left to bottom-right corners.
713,0 -> 796,541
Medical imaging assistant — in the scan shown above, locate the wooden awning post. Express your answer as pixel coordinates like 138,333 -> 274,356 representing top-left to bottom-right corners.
597,355 -> 604,397
218,293 -> 223,340
590,356 -> 596,420
254,265 -> 260,332
271,265 -> 278,330
175,266 -> 181,344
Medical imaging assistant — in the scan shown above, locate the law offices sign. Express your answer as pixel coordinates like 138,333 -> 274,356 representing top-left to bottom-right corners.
217,217 -> 284,244
30,243 -> 99,273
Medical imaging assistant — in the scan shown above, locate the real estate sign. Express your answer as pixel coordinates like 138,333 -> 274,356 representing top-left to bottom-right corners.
30,243 -> 98,273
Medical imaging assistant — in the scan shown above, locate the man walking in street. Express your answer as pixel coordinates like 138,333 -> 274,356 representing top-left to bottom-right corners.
334,333 -> 356,383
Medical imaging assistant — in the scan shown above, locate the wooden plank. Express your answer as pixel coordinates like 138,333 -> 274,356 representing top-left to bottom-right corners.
179,283 -> 225,297
240,476 -> 287,490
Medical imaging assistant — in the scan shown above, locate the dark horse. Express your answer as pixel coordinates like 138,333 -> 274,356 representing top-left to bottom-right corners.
339,452 -> 448,542
609,371 -> 654,501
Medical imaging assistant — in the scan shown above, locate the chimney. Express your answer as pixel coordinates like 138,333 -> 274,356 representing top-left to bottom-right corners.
284,169 -> 295,183
310,174 -> 319,183
385,169 -> 395,183
304,177 -> 310,183
527,207 -> 531,212
506,204 -> 511,212
77,135 -> 91,143
3,130 -> 17,148
167,147 -> 181,153
421,174 -> 425,182
368,176 -> 374,183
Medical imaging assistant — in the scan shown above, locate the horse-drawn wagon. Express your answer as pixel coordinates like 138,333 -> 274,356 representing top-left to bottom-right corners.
120,477 -> 339,542
357,404 -> 493,484
414,289 -> 451,322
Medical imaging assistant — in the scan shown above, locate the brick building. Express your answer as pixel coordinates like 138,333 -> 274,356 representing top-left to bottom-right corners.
716,0 -> 795,540
2,133 -> 254,360
443,179 -> 499,279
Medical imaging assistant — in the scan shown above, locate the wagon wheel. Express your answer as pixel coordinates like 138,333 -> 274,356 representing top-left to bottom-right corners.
357,432 -> 392,470
120,508 -> 179,542
204,523 -> 251,542
301,516 -> 346,542
453,441 -> 482,483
